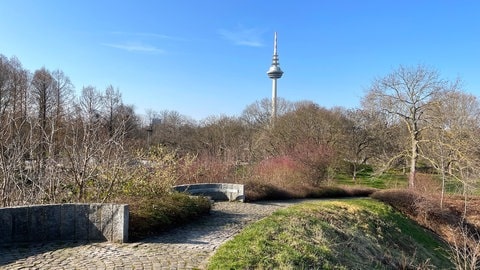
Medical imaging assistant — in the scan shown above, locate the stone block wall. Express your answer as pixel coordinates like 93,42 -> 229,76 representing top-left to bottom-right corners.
0,203 -> 128,244
173,183 -> 245,202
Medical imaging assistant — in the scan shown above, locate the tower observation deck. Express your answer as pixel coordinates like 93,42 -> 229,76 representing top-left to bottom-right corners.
267,32 -> 283,79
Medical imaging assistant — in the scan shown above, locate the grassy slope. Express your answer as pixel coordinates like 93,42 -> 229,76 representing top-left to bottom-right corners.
207,199 -> 452,269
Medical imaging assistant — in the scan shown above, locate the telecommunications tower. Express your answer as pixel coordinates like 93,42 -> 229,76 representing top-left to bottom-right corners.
266,32 -> 283,124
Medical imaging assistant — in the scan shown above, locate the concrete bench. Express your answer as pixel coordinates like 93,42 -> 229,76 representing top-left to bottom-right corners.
0,203 -> 129,244
173,183 -> 245,202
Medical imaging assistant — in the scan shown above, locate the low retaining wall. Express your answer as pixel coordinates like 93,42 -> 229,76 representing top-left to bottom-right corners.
0,203 -> 128,244
173,183 -> 245,202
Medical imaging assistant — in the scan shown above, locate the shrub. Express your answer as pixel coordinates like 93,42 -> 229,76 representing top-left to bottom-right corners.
127,192 -> 211,240
289,141 -> 336,185
307,185 -> 376,198
371,189 -> 480,245
178,155 -> 234,185
253,156 -> 309,189
371,189 -> 457,225
121,145 -> 195,198
341,186 -> 378,197
245,180 -> 377,202
244,180 -> 292,201
370,189 -> 421,215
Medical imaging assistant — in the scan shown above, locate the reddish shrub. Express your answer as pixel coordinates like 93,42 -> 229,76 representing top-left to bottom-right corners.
289,141 -> 336,184
253,155 -> 309,189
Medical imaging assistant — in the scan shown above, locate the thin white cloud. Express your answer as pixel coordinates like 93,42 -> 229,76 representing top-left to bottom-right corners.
110,31 -> 185,41
102,31 -> 185,54
102,42 -> 165,54
219,26 -> 265,47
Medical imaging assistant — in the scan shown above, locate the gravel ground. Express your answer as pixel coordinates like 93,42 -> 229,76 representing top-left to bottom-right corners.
0,200 -> 303,270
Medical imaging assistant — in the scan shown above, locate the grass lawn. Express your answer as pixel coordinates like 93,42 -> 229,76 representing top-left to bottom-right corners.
335,170 -> 408,189
207,198 -> 452,269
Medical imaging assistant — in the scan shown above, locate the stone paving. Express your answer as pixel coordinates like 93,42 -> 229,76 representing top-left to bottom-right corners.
0,200 -> 302,270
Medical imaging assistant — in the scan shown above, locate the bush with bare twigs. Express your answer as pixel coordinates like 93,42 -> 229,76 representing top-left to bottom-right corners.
371,189 -> 480,269
449,225 -> 480,270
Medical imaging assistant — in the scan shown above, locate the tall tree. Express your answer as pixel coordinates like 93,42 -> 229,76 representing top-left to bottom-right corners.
0,55 -> 12,117
32,68 -> 53,131
340,108 -> 377,182
149,110 -> 196,150
49,70 -> 73,155
9,57 -> 29,120
241,97 -> 294,128
362,65 -> 457,188
31,67 -> 54,162
51,69 -> 73,122
425,90 -> 480,207
266,102 -> 345,182
198,115 -> 248,163
64,86 -> 104,201
103,85 -> 121,137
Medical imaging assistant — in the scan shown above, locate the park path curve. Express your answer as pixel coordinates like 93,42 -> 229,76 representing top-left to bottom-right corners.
0,200 -> 304,270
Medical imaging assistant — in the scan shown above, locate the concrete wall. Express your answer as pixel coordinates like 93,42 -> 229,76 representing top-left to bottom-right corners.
173,183 -> 245,202
0,203 -> 128,244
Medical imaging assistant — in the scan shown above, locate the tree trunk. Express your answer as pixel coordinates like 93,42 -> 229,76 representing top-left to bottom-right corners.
409,157 -> 416,188
409,131 -> 418,189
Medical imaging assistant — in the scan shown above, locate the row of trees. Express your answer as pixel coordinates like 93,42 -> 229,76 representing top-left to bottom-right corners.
0,55 -> 140,205
0,53 -> 479,206
147,65 -> 480,199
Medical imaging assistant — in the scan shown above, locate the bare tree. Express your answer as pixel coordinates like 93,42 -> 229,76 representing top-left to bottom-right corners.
0,56 -> 16,205
264,102 -> 346,182
362,65 -> 457,188
270,102 -> 346,153
31,67 -> 55,184
31,68 -> 53,133
198,115 -> 249,163
148,109 -> 197,150
0,55 -> 142,205
340,108 -> 377,182
103,85 -> 122,137
241,97 -> 294,128
0,55 -> 12,117
0,55 -> 36,205
27,68 -> 75,202
424,90 -> 480,209
63,86 -> 104,201
51,70 -> 73,116
8,57 -> 29,120
61,86 -> 134,202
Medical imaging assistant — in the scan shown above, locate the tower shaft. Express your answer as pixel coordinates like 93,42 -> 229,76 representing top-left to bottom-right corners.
271,78 -> 278,122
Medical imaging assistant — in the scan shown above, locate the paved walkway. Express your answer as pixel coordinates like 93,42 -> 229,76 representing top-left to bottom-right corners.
0,201 -> 301,270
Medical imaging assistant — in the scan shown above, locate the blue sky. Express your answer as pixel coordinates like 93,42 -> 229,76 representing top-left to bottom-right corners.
1,1 -> 479,120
